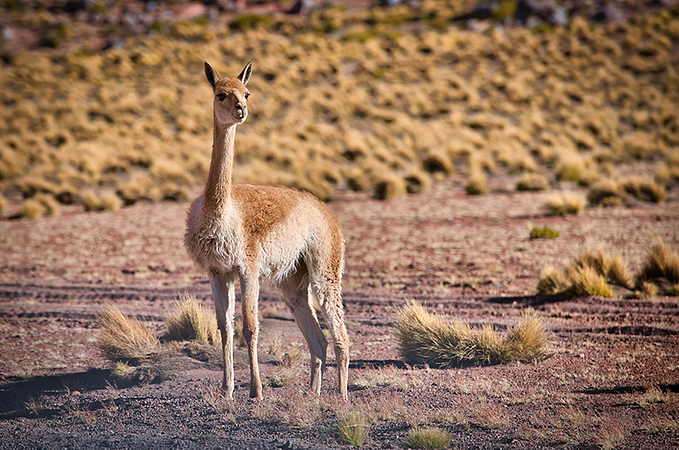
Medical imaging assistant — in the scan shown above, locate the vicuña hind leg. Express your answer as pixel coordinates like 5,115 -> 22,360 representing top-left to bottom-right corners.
240,270 -> 263,400
311,281 -> 349,401
209,270 -> 236,398
281,268 -> 327,395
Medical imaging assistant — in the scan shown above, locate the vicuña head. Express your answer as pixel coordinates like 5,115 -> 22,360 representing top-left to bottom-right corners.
185,60 -> 350,402
205,60 -> 252,125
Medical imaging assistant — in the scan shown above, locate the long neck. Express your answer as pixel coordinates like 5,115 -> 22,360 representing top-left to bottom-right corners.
202,116 -> 237,216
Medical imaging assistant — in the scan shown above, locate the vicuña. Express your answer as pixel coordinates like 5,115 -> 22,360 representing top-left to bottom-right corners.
185,60 -> 349,400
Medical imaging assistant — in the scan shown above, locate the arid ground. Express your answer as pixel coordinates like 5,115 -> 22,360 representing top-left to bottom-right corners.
1,172 -> 678,449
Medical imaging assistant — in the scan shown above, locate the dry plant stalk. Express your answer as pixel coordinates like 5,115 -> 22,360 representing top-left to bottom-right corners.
396,301 -> 546,368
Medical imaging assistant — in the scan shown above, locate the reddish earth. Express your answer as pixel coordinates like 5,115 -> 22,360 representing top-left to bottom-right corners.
1,175 -> 678,449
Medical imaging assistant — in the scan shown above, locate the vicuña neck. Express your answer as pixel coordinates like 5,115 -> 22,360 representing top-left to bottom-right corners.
202,117 -> 237,216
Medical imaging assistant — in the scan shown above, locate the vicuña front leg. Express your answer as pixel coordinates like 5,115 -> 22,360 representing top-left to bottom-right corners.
209,271 -> 236,398
241,271 -> 263,400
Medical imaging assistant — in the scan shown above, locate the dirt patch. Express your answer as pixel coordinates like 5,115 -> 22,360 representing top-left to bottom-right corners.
1,176 -> 678,448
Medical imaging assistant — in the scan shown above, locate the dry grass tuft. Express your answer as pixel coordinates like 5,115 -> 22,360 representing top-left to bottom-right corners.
544,192 -> 585,215
372,174 -> 407,200
465,169 -> 489,195
403,427 -> 451,450
538,245 -> 633,296
638,239 -> 679,285
98,305 -> 159,364
280,345 -> 304,369
18,198 -> 46,219
396,301 -> 546,368
111,361 -> 133,380
636,281 -> 659,299
565,265 -> 614,298
517,173 -> 549,191
82,191 -> 123,212
536,266 -> 570,294
265,368 -> 297,388
202,387 -> 234,414
164,294 -> 220,345
0,193 -> 7,213
595,422 -> 628,450
335,411 -> 370,447
618,177 -> 666,204
588,179 -> 625,207
18,193 -> 60,219
571,246 -> 633,288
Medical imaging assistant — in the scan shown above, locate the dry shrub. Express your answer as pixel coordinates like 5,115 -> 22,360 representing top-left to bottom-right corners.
335,411 -> 370,447
545,192 -> 585,215
265,368 -> 297,388
82,191 -> 122,211
98,305 -> 159,364
404,171 -> 432,195
571,246 -> 633,288
638,239 -> 679,285
536,266 -> 570,294
164,294 -> 220,345
0,193 -> 6,213
373,173 -> 407,200
537,246 -> 630,297
619,177 -> 666,204
403,427 -> 451,450
465,169 -> 489,195
100,192 -> 123,211
396,301 -> 546,368
588,179 -> 625,207
280,345 -> 304,368
18,193 -> 59,219
517,173 -> 549,191
565,265 -> 614,298
18,198 -> 46,219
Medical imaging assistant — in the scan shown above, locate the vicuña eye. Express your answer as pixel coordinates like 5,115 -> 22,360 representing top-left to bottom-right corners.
245,93 -> 250,100
216,93 -> 226,101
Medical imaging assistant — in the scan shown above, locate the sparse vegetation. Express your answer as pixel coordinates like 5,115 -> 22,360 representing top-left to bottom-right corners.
403,427 -> 451,450
638,239 -> 679,285
537,245 -> 634,297
335,411 -> 370,447
530,225 -> 559,240
465,170 -> 489,195
1,6 -> 677,217
545,192 -> 585,216
517,173 -> 549,192
98,305 -> 159,364
164,294 -> 220,345
396,301 -> 546,368
265,368 -> 297,388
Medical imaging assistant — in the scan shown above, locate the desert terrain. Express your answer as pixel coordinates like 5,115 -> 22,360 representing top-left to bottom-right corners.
1,0 -> 679,448
1,175 -> 678,449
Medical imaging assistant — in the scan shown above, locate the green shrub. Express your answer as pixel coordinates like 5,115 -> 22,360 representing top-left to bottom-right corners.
530,225 -> 559,239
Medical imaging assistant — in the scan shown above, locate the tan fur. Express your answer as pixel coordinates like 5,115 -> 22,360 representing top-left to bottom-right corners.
185,61 -> 349,401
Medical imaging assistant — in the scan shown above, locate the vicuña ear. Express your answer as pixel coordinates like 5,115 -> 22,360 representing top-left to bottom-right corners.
237,60 -> 253,86
205,61 -> 220,90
